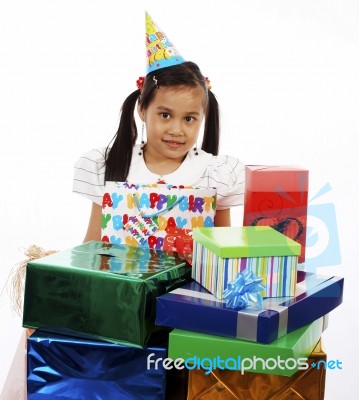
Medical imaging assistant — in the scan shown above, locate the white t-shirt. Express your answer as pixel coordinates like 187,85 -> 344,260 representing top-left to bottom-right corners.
72,144 -> 245,210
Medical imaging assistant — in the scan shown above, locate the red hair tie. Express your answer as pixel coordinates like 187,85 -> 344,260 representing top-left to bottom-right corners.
136,76 -> 145,92
204,77 -> 212,90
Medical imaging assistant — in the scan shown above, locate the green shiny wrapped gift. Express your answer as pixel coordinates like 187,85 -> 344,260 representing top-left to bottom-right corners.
23,241 -> 191,346
168,315 -> 327,377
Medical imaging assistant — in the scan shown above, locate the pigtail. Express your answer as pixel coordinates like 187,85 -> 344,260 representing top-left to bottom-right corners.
202,90 -> 220,156
105,89 -> 140,182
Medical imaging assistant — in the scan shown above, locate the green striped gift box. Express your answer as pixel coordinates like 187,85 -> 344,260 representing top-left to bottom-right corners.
192,226 -> 301,299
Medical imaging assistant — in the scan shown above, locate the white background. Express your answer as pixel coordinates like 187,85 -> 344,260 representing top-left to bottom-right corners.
0,0 -> 358,398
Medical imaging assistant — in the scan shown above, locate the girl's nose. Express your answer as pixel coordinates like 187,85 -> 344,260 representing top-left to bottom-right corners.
167,119 -> 183,135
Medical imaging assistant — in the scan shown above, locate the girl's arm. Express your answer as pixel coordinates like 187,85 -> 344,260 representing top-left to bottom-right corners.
214,209 -> 231,227
83,203 -> 102,242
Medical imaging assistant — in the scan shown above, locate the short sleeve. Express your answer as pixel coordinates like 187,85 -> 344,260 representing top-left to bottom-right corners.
72,148 -> 106,206
206,155 -> 245,210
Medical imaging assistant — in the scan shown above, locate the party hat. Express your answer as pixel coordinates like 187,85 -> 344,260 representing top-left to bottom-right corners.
146,11 -> 185,74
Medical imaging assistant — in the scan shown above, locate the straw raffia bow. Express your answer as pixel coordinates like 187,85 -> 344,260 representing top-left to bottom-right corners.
1,245 -> 58,316
223,270 -> 266,310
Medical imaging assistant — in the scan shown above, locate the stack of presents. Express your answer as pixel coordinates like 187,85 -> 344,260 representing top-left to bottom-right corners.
22,166 -> 344,399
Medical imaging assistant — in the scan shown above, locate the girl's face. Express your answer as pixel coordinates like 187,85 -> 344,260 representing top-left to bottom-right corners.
139,85 -> 207,163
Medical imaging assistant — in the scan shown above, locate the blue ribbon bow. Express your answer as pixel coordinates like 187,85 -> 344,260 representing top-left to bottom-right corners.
223,270 -> 266,310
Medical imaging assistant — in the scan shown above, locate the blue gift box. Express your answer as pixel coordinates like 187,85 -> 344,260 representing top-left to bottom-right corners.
156,271 -> 343,344
27,330 -> 167,400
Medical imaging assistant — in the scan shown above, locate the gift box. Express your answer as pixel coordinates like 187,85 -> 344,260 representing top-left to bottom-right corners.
165,368 -> 189,400
186,339 -> 326,399
168,315 -> 327,377
243,165 -> 309,263
102,182 -> 216,256
27,329 -> 167,399
192,226 -> 301,299
22,241 -> 191,346
156,271 -> 343,344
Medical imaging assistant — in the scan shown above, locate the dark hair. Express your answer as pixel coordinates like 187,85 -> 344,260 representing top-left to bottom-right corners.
104,61 -> 220,182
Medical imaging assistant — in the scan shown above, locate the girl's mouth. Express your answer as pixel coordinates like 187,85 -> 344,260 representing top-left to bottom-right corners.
163,139 -> 184,149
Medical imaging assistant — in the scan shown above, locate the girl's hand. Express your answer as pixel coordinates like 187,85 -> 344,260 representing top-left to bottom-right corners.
214,209 -> 231,227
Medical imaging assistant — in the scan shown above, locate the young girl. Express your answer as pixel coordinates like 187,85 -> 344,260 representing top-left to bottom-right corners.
73,15 -> 245,243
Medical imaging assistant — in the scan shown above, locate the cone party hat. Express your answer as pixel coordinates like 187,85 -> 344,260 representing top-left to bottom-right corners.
146,11 -> 185,75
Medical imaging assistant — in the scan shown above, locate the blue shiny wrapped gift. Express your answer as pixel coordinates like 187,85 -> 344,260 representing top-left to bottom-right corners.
156,271 -> 343,344
27,330 -> 167,400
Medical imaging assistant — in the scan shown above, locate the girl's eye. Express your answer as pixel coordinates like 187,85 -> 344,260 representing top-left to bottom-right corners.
185,116 -> 194,122
161,113 -> 170,119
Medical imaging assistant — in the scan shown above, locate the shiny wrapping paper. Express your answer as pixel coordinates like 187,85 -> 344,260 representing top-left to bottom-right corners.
156,271 -> 343,344
168,315 -> 327,377
23,241 -> 191,346
192,226 -> 300,299
166,368 -> 189,400
27,330 -> 167,399
243,165 -> 309,263
187,340 -> 326,399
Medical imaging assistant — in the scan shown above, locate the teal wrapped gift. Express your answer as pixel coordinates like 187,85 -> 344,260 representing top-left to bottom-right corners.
23,241 -> 191,346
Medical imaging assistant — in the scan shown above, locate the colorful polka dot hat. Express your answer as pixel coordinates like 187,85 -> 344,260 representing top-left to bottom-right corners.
146,11 -> 185,75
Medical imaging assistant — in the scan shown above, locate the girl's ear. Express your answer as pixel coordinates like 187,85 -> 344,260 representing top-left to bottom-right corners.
137,102 -> 145,122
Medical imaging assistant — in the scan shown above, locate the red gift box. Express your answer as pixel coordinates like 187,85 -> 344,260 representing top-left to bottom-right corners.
243,165 -> 309,263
